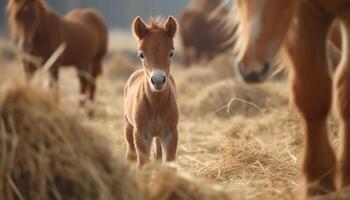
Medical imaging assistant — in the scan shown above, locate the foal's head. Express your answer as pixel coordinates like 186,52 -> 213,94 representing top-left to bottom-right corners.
233,0 -> 299,83
132,16 -> 177,92
7,0 -> 47,47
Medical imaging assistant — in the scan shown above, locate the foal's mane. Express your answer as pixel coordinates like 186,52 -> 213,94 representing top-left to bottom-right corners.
148,16 -> 165,31
6,0 -> 50,39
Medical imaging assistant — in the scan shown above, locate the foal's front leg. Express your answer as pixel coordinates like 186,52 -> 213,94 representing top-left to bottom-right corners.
160,129 -> 178,162
286,5 -> 335,196
134,129 -> 152,167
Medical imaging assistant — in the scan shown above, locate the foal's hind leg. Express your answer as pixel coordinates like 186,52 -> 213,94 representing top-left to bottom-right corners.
287,4 -> 335,196
335,12 -> 350,189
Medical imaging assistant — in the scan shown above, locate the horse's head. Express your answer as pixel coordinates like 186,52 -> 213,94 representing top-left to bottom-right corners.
132,16 -> 177,92
7,0 -> 45,50
234,0 -> 299,83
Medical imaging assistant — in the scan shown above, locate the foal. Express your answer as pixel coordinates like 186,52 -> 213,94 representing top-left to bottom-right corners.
124,16 -> 178,167
232,0 -> 350,197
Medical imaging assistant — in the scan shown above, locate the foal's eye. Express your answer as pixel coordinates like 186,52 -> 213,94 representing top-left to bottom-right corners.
169,51 -> 174,58
138,51 -> 144,59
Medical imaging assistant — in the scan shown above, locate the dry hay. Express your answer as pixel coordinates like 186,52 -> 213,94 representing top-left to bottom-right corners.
181,79 -> 288,118
106,51 -> 139,81
141,166 -> 236,200
0,83 -> 144,200
200,137 -> 298,199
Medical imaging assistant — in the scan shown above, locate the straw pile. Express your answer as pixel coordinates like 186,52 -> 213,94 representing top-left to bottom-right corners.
0,83 -> 144,200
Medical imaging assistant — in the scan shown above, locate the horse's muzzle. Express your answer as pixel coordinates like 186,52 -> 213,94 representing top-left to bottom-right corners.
149,70 -> 167,91
235,61 -> 270,83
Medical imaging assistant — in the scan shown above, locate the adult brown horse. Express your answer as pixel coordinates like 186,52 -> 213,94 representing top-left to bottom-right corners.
233,0 -> 350,197
7,0 -> 108,114
179,0 -> 235,67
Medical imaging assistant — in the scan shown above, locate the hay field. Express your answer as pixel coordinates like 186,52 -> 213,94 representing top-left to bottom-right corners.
0,31 -> 347,200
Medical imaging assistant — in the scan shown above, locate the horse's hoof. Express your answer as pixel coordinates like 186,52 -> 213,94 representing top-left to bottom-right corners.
302,178 -> 336,198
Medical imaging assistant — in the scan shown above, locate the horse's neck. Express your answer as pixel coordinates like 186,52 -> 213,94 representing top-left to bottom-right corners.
35,9 -> 61,39
191,0 -> 219,12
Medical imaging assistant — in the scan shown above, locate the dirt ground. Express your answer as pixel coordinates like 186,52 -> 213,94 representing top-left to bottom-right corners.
0,32 -> 345,199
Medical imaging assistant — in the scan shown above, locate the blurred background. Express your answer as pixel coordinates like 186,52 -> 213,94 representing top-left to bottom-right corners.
0,0 -> 189,36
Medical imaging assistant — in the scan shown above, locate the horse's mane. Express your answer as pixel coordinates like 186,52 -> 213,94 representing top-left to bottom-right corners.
148,16 -> 165,31
6,0 -> 50,39
189,0 -> 224,13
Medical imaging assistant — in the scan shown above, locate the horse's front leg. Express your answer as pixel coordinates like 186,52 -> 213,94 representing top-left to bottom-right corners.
23,62 -> 37,81
335,12 -> 350,189
134,129 -> 152,168
49,65 -> 60,103
286,4 -> 335,196
154,138 -> 163,162
160,129 -> 178,162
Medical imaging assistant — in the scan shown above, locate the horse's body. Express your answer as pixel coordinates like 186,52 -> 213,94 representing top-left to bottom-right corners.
234,0 -> 350,197
179,0 -> 235,67
7,0 -> 108,111
124,17 -> 178,167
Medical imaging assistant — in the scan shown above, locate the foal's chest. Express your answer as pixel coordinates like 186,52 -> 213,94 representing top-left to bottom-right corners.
146,117 -> 169,137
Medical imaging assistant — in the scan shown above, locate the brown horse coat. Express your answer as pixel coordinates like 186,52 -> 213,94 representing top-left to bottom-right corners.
178,0 -> 235,67
124,16 -> 178,167
7,0 -> 108,110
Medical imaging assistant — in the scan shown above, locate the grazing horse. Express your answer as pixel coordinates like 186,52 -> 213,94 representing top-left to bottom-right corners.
124,16 -> 178,167
7,0 -> 108,113
179,0 -> 236,67
233,0 -> 350,197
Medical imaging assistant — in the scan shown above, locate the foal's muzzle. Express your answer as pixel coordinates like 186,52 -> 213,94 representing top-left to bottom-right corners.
149,70 -> 167,91
235,62 -> 270,83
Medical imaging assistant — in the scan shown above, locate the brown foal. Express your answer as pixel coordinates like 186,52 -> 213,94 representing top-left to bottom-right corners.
124,16 -> 178,167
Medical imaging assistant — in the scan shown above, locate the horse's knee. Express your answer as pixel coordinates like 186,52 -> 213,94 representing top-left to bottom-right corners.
160,131 -> 178,162
134,130 -> 151,166
291,75 -> 332,121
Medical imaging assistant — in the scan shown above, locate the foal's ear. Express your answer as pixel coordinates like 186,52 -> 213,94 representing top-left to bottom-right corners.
164,16 -> 177,38
132,16 -> 148,40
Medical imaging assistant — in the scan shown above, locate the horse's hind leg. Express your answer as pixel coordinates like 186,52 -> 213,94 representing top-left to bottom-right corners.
77,66 -> 88,107
335,12 -> 350,189
85,59 -> 102,117
287,4 -> 335,196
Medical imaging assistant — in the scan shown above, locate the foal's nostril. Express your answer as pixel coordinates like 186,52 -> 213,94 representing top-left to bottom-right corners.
261,62 -> 270,74
162,76 -> 166,84
151,77 -> 156,85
